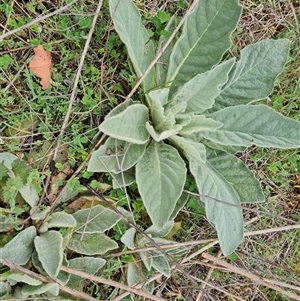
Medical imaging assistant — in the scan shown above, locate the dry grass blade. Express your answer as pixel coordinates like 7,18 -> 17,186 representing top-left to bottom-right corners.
60,265 -> 167,301
202,252 -> 300,300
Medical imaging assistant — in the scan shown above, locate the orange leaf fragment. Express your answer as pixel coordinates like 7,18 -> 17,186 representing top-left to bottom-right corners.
28,45 -> 52,90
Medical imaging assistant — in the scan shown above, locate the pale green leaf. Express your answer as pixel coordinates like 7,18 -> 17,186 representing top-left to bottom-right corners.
127,262 -> 154,293
34,231 -> 63,279
105,99 -> 135,119
172,59 -> 235,113
208,152 -> 265,203
201,105 -> 300,148
136,141 -> 186,229
30,206 -> 51,221
8,273 -> 42,286
73,205 -> 121,234
112,169 -> 136,189
0,152 -> 18,169
151,253 -> 170,277
31,250 -> 69,286
0,226 -> 36,265
109,0 -> 155,91
189,159 -> 244,255
175,114 -> 193,128
45,212 -> 77,229
21,283 -> 59,297
167,0 -> 241,88
121,228 -> 136,250
68,257 -> 106,286
169,135 -> 206,163
179,115 -> 223,135
68,233 -> 118,255
87,137 -> 146,173
213,39 -> 290,110
0,281 -> 7,298
100,104 -> 150,144
19,183 -> 39,208
155,16 -> 177,85
140,251 -> 152,271
169,192 -> 189,221
145,221 -> 174,238
146,122 -> 178,142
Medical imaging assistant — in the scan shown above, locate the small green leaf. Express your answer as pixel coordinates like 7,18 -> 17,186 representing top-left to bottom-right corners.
45,212 -> 77,229
145,221 -> 174,238
0,162 -> 8,180
68,257 -> 106,286
151,253 -> 170,277
169,135 -> 206,163
179,115 -> 223,135
73,205 -> 121,234
11,159 -> 31,184
34,231 -> 64,279
21,283 -> 59,297
112,169 -> 136,189
8,273 -> 42,286
121,228 -> 136,250
100,104 -> 150,144
19,183 -> 39,208
127,262 -> 154,293
146,122 -> 178,142
68,233 -> 118,255
87,137 -> 146,173
1,226 -> 36,265
136,141 -> 186,229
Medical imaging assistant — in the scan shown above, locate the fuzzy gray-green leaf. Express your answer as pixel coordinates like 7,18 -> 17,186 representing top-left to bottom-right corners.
68,233 -> 118,255
87,137 -> 146,173
0,226 -> 36,265
167,0 -> 241,89
189,159 -> 243,255
213,39 -> 290,111
207,152 -> 265,203
136,141 -> 186,229
201,105 -> 300,148
73,205 -> 121,234
34,231 -> 63,279
100,104 -> 150,144
110,0 -> 155,91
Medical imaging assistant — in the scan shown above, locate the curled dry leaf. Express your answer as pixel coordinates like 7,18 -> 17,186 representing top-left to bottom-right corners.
28,45 -> 52,89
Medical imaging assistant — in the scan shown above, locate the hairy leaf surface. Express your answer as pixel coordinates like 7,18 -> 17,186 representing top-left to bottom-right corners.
73,205 -> 121,234
201,105 -> 300,148
87,137 -> 146,173
136,141 -> 186,229
100,104 -> 149,144
110,0 -> 155,91
189,159 -> 243,255
213,39 -> 290,110
167,0 -> 241,89
68,233 -> 118,255
172,59 -> 235,113
208,152 -> 265,203
34,231 -> 63,279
